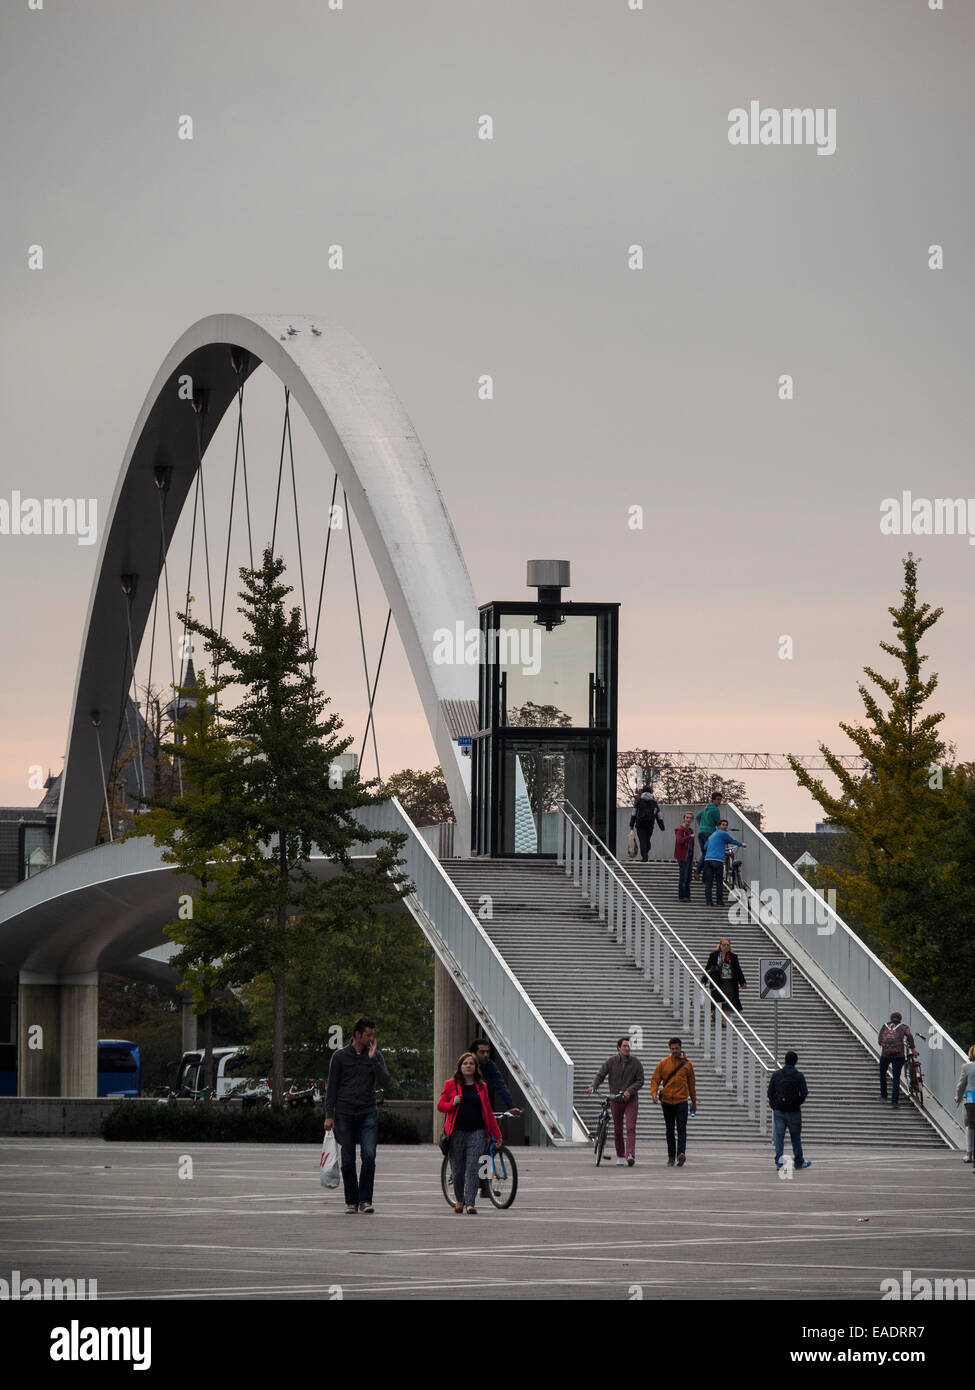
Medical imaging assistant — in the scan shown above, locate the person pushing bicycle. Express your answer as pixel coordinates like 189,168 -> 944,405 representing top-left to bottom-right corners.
587,1036 -> 645,1166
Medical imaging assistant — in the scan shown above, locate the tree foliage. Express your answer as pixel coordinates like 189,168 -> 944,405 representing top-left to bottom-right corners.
132,548 -> 410,1106
617,750 -> 762,825
384,767 -> 454,826
790,554 -> 974,1041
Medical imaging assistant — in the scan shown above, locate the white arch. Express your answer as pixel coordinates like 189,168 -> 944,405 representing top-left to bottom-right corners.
55,314 -> 477,861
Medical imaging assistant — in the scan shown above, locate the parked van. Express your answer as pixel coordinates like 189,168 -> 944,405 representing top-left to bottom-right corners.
176,1047 -> 267,1101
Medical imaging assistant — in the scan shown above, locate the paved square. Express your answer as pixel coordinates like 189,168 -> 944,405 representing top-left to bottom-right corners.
0,1138 -> 972,1301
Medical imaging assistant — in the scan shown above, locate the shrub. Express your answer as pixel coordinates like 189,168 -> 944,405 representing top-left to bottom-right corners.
100,1100 -> 421,1143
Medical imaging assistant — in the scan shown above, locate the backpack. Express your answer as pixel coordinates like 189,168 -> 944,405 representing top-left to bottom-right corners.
880,1023 -> 904,1059
635,795 -> 658,825
772,1070 -> 803,1111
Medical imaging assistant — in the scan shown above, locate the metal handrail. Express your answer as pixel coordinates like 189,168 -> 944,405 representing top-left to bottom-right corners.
351,798 -> 574,1141
724,802 -> 966,1146
562,800 -> 777,1066
555,803 -> 771,1134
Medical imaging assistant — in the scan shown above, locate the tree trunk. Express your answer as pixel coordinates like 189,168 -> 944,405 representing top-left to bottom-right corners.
203,984 -> 214,1096
272,971 -> 286,1109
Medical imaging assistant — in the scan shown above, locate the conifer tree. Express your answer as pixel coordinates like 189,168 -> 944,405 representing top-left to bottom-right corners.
135,548 -> 409,1105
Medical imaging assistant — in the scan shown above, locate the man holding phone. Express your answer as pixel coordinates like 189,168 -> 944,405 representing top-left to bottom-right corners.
324,1016 -> 388,1213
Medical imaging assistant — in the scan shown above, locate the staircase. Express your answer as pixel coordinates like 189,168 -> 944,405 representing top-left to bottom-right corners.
622,859 -> 942,1147
443,858 -> 768,1146
441,856 -> 943,1148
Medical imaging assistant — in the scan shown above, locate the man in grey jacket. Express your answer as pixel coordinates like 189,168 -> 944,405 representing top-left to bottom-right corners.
324,1017 -> 388,1213
587,1036 -> 645,1166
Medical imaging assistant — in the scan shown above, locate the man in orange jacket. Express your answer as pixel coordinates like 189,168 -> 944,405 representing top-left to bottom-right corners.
651,1038 -> 698,1167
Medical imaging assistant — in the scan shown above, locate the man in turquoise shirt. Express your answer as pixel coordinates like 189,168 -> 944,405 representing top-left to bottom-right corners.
693,793 -> 723,876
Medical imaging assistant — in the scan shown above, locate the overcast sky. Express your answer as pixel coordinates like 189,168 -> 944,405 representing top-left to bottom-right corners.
1,0 -> 972,832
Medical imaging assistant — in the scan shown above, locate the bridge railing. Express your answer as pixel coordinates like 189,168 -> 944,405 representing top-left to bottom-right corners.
727,803 -> 966,1146
557,802 -> 772,1134
352,798 -> 574,1142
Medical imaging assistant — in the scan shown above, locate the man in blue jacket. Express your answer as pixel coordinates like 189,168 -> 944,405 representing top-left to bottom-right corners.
471,1038 -> 521,1115
701,819 -> 745,907
768,1050 -> 811,1170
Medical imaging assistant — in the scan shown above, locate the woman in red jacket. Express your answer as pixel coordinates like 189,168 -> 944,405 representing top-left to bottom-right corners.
437,1052 -> 503,1214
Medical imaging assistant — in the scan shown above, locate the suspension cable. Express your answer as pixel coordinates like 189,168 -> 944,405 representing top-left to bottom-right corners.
285,396 -> 310,645
311,473 -> 340,665
360,607 -> 392,770
270,387 -> 290,552
194,408 -> 215,633
345,493 -> 382,781
94,724 -> 114,843
123,586 -> 146,799
236,383 -> 254,570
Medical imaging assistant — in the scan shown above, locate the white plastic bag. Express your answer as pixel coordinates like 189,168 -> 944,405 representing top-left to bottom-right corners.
320,1130 -> 340,1188
626,829 -> 638,860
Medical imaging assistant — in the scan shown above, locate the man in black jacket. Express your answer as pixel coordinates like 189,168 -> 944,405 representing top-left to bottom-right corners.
324,1016 -> 388,1213
630,788 -> 664,862
767,1050 -> 811,1171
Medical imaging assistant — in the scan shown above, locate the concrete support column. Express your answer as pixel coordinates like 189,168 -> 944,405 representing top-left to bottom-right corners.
181,997 -> 198,1053
59,975 -> 99,1097
433,957 -> 477,1140
17,974 -> 60,1096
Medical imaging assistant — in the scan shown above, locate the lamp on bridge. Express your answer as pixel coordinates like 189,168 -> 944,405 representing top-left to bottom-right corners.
471,561 -> 619,857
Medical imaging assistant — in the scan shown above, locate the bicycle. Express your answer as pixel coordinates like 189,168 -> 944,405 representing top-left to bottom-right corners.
590,1091 -> 625,1166
724,845 -> 746,894
904,1045 -> 924,1109
440,1111 -> 519,1210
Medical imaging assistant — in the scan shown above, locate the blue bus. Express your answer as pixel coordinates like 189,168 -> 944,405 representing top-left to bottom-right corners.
0,1043 -> 14,1096
97,1039 -> 141,1097
0,1040 -> 141,1096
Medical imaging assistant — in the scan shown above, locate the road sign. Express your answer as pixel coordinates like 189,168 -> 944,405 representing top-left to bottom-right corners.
759,956 -> 792,1001
457,736 -> 472,747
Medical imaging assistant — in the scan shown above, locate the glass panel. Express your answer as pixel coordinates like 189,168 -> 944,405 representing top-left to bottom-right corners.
495,613 -> 601,728
498,738 -> 611,854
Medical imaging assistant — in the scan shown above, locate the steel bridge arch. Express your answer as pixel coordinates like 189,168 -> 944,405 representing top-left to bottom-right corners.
55,313 -> 477,862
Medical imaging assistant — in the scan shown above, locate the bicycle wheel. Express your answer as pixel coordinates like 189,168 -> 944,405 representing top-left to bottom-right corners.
440,1153 -> 457,1207
486,1146 -> 518,1209
594,1113 -> 608,1166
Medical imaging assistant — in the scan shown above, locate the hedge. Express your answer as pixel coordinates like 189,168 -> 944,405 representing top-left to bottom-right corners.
100,1101 -> 421,1144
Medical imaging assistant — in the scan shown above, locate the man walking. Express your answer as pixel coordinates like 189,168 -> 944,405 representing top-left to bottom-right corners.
471,1037 -> 521,1116
878,1011 -> 916,1107
650,1038 -> 698,1167
324,1016 -> 388,1213
588,1036 -> 645,1166
702,819 -> 746,907
693,792 -> 723,878
767,1049 -> 811,1170
630,786 -> 664,862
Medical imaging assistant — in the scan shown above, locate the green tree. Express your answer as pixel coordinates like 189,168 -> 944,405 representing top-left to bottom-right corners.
788,554 -> 962,949
384,767 -> 454,826
243,912 -> 434,1095
788,555 -> 972,1034
134,548 -> 410,1107
618,750 -> 761,825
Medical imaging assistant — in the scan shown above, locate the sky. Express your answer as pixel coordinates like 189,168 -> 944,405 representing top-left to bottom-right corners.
0,0 -> 972,833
